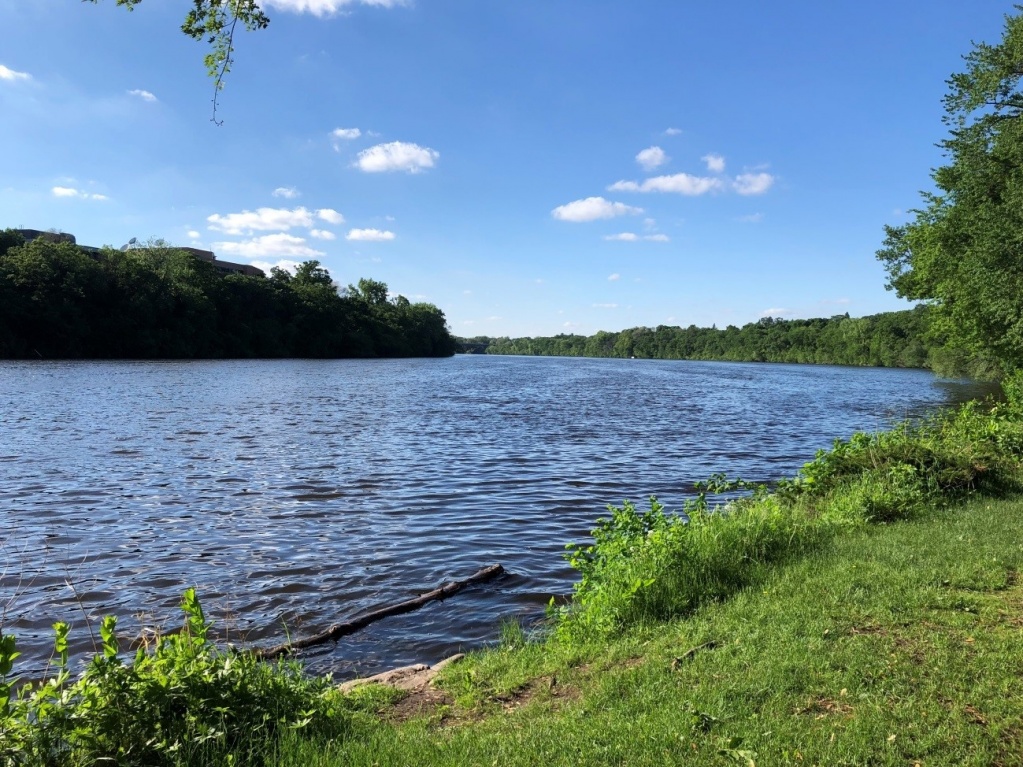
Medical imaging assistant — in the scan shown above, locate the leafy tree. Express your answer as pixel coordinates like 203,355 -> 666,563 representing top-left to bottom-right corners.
85,0 -> 271,122
877,7 -> 1023,373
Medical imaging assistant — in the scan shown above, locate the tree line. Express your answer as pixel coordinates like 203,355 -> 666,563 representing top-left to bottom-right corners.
0,231 -> 457,359
461,306 -> 997,378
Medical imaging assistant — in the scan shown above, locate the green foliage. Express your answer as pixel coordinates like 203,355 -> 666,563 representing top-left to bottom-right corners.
556,399 -> 1023,640
0,589 -> 353,767
0,234 -> 456,360
877,7 -> 1023,373
462,305 -> 991,374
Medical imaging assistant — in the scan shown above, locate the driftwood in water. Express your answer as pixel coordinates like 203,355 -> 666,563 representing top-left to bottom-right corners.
252,563 -> 505,660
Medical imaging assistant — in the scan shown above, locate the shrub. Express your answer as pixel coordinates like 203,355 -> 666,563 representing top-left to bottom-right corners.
0,589 -> 353,767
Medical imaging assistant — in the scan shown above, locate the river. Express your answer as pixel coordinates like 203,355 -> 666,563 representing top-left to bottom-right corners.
0,356 -> 994,678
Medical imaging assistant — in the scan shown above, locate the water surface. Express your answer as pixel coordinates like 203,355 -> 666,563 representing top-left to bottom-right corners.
0,357 -> 992,677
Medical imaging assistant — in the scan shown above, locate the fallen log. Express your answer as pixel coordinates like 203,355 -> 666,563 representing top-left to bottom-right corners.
252,563 -> 505,660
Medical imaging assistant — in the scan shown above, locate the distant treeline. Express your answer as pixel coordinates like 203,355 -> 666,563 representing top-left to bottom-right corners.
0,230 -> 456,359
460,307 -> 998,378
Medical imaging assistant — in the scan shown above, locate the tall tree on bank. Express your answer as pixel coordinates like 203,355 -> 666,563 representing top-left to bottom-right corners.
877,7 -> 1023,373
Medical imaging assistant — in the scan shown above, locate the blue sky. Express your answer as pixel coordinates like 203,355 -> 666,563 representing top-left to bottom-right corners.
0,0 -> 1011,337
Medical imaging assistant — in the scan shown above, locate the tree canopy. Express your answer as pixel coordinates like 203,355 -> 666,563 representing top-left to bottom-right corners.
0,232 -> 457,359
877,6 -> 1023,373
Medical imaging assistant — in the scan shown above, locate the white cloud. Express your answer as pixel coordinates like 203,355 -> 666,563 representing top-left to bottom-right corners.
0,64 -> 31,82
636,146 -> 669,171
316,208 -> 344,224
702,153 -> 725,173
346,228 -> 396,241
309,229 -> 336,240
738,213 -> 765,224
551,196 -> 643,222
608,273 -> 621,281
128,89 -> 157,102
593,303 -> 619,309
214,233 -> 325,259
330,128 -> 362,151
251,259 -> 302,275
263,0 -> 408,16
734,172 -> 775,195
563,321 -> 580,329
604,232 -> 670,243
760,307 -> 792,318
664,127 -> 682,136
51,186 -> 107,201
273,186 -> 300,199
355,141 -> 439,173
187,230 -> 201,239
609,173 -> 723,196
207,207 -> 315,235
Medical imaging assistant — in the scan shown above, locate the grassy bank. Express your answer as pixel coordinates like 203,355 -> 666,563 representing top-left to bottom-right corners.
283,493 -> 1023,766
4,392 -> 1023,765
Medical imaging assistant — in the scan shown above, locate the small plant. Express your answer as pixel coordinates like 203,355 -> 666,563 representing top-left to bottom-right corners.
0,589 -> 355,766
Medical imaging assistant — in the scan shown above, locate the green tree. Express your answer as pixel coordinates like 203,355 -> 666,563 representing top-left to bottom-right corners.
877,7 -> 1023,373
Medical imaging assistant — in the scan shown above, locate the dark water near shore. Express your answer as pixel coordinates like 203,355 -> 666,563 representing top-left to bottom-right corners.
0,357 -> 995,678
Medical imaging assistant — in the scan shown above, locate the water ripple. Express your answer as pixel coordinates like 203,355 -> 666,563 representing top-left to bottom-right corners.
0,357 -> 993,679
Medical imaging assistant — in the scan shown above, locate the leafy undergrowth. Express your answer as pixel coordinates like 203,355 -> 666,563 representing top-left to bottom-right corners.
278,494 -> 1023,766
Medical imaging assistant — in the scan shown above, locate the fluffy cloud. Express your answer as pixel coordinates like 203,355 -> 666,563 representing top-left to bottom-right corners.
52,186 -> 107,201
760,307 -> 792,318
702,153 -> 725,173
273,186 -> 300,199
551,197 -> 643,222
604,232 -> 669,242
0,64 -> 31,82
734,172 -> 775,195
608,273 -> 621,281
355,141 -> 439,173
207,207 -> 315,235
187,230 -> 201,239
263,0 -> 407,15
636,146 -> 669,171
214,233 -> 324,258
738,212 -> 765,224
609,173 -> 724,196
309,229 -> 336,240
346,228 -> 395,241
664,127 -> 682,136
316,208 -> 344,224
128,89 -> 157,102
331,128 -> 362,151
331,127 -> 362,140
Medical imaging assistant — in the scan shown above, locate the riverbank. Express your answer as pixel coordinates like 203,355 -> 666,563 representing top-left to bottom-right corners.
284,491 -> 1023,766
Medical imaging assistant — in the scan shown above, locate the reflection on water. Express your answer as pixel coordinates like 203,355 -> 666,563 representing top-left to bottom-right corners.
0,357 -> 992,677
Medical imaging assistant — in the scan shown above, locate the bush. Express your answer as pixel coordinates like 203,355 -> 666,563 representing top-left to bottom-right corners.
0,589 -> 353,767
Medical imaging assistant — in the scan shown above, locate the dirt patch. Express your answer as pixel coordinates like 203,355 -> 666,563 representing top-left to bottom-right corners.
339,654 -> 464,724
493,674 -> 581,713
794,696 -> 854,720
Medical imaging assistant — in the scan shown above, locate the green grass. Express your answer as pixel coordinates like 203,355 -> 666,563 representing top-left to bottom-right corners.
277,495 -> 1023,766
